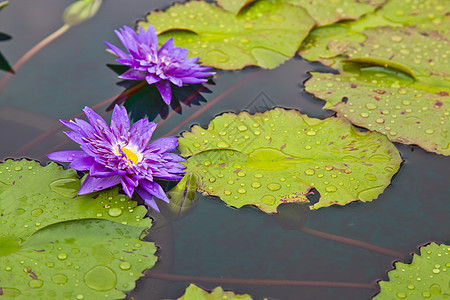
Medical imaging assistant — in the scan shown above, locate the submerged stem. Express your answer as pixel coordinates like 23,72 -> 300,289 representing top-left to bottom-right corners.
0,24 -> 71,93
301,227 -> 404,259
146,271 -> 378,290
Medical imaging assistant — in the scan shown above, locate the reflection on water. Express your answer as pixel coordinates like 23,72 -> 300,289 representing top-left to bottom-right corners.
1,1 -> 449,300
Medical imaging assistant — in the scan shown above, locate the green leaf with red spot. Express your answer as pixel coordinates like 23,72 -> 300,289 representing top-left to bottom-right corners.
374,243 -> 450,299
179,108 -> 401,212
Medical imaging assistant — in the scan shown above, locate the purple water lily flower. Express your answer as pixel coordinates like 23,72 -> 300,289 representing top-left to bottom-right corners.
104,25 -> 214,105
47,105 -> 185,212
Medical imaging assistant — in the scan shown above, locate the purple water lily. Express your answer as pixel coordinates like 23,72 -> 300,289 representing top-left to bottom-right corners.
47,105 -> 185,212
104,25 -> 213,105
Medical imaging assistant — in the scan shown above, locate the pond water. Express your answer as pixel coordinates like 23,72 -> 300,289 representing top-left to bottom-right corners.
1,1 -> 449,299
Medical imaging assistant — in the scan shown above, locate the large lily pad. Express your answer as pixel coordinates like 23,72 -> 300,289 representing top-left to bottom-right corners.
0,160 -> 156,299
0,219 -> 157,299
305,68 -> 449,156
138,0 -> 315,69
179,108 -> 401,212
374,243 -> 450,299
0,159 -> 149,241
177,284 -> 252,299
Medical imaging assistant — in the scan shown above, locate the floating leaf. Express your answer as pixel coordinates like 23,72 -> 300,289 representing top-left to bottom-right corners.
298,0 -> 450,63
0,159 -> 150,241
0,219 -> 156,299
139,0 -> 315,69
334,26 -> 450,82
305,67 -> 450,156
179,108 -> 401,212
215,0 -> 256,14
0,160 -> 156,299
177,284 -> 252,300
284,0 -> 385,26
374,243 -> 450,299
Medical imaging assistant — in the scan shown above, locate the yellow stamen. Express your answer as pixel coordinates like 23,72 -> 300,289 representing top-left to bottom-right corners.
121,148 -> 139,165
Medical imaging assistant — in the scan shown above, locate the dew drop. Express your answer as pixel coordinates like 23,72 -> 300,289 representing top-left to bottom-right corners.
432,268 -> 440,274
224,190 -> 232,195
15,208 -> 25,215
108,207 -> 123,217
209,177 -> 216,183
364,173 -> 377,181
325,186 -> 337,192
425,129 -> 434,134
267,183 -> 281,191
84,265 -> 117,291
28,279 -> 43,288
306,130 -> 316,136
430,283 -> 441,294
193,143 -> 201,148
261,195 -> 276,205
206,49 -> 230,63
49,178 -> 80,198
14,166 -> 22,171
216,141 -> 230,148
31,208 -> 43,217
57,253 -> 68,260
52,274 -> 68,285
237,171 -> 246,177
366,103 -> 378,110
360,112 -> 369,118
251,182 -> 261,188
390,35 -> 403,42
254,173 -> 263,178
396,292 -> 406,299
238,125 -> 248,132
119,261 -> 131,270
422,291 -> 431,298
237,188 -> 246,194
0,288 -> 21,297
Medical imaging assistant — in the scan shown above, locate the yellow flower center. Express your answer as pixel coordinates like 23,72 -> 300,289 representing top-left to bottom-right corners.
121,148 -> 139,165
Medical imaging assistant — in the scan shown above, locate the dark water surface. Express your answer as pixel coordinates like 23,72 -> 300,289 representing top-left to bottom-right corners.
1,1 -> 449,299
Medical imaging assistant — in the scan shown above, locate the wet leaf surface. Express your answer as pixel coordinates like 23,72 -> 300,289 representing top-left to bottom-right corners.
179,108 -> 401,212
139,0 -> 314,69
374,243 -> 450,299
0,160 -> 156,299
177,284 -> 252,299
305,67 -> 449,156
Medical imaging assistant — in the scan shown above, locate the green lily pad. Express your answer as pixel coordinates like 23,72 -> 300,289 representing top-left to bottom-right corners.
0,159 -> 150,241
374,243 -> 450,299
298,0 -> 450,64
215,0 -> 256,14
0,219 -> 157,299
138,0 -> 315,69
284,0 -> 385,26
304,68 -> 450,156
0,160 -> 157,299
177,284 -> 252,300
333,26 -> 450,82
179,108 -> 401,212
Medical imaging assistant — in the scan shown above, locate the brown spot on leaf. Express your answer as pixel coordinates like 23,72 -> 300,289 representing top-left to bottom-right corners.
374,89 -> 386,94
375,96 -> 381,101
219,163 -> 226,168
351,84 -> 357,88
26,267 -> 38,280
434,100 -> 444,108
233,169 -> 242,173
280,144 -> 286,150
437,92 -> 449,97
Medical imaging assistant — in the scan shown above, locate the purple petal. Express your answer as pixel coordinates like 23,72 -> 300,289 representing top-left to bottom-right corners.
119,69 -> 146,81
145,73 -> 161,85
90,162 -> 117,177
156,80 -> 172,104
135,186 -> 160,212
82,106 -> 108,130
69,156 -> 95,171
78,175 -> 121,195
120,176 -> 137,197
111,105 -> 131,132
47,150 -> 87,162
147,136 -> 178,153
104,41 -> 129,59
140,180 -> 170,203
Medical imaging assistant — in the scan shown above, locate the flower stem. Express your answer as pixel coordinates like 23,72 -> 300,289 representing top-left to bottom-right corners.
12,81 -> 147,157
301,227 -> 404,259
146,271 -> 378,290
161,70 -> 265,137
0,24 -> 71,94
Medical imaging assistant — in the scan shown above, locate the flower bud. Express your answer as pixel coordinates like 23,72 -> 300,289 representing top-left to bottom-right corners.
63,0 -> 102,26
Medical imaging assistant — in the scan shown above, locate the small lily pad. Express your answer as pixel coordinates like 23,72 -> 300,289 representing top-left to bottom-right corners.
0,160 -> 157,299
177,284 -> 253,300
305,68 -> 449,156
139,0 -> 315,69
374,243 -> 450,299
179,108 -> 401,212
